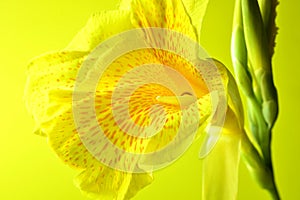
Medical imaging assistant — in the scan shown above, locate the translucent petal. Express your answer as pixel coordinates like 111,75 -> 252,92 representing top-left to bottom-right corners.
25,51 -> 88,136
74,164 -> 153,200
130,0 -> 197,41
202,108 -> 242,200
24,2 -> 232,198
76,49 -> 213,171
65,10 -> 133,51
181,0 -> 209,42
119,0 -> 132,10
25,51 -> 154,199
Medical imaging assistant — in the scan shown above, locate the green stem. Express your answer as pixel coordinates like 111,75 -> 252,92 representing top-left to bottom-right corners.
258,0 -> 279,57
240,131 -> 280,200
241,0 -> 278,128
246,97 -> 271,165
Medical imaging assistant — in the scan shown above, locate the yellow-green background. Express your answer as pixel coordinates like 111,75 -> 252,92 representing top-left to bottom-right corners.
0,0 -> 298,199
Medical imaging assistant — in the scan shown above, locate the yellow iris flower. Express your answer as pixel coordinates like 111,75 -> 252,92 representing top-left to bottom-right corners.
25,0 -> 244,199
